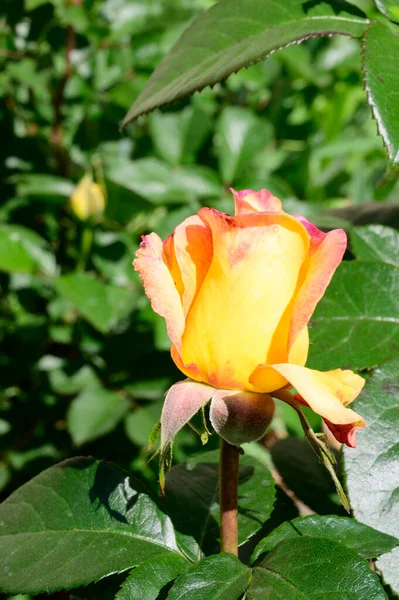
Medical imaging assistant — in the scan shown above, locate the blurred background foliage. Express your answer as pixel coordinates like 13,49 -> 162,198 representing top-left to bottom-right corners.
0,0 -> 398,507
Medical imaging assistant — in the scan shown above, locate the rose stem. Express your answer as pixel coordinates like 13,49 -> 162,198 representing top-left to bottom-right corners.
219,438 -> 240,556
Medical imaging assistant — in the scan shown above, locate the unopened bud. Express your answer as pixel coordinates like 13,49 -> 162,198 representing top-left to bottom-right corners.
70,174 -> 106,221
210,389 -> 275,446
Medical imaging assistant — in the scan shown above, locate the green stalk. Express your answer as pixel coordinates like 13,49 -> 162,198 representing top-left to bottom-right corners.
77,225 -> 93,272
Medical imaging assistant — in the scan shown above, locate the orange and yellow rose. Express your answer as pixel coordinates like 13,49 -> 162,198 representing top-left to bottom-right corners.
134,189 -> 365,449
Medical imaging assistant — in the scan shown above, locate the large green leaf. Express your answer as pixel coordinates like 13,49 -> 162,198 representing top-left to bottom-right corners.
251,515 -> 399,563
122,0 -> 367,125
247,537 -> 388,599
344,358 -> 399,595
362,19 -> 399,165
167,554 -> 251,600
351,224 -> 399,267
164,450 -> 275,556
308,261 -> 399,371
0,458 -> 183,595
67,384 -> 131,445
54,273 -> 136,333
115,555 -> 190,600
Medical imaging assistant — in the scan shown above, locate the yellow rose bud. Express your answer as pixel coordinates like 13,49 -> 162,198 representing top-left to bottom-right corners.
134,189 -> 365,449
70,174 -> 105,221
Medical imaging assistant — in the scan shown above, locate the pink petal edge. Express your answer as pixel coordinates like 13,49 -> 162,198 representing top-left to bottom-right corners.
160,379 -> 214,450
133,233 -> 185,354
231,188 -> 282,215
289,222 -> 347,353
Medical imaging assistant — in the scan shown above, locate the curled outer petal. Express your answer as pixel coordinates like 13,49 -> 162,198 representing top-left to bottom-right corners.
267,364 -> 366,447
231,188 -> 282,215
160,379 -> 214,451
133,233 -> 185,354
288,218 -> 347,353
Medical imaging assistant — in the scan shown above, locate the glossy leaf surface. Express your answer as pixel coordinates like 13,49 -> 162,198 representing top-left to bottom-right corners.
123,0 -> 366,125
247,537 -> 387,599
0,458 -> 182,594
362,19 -> 399,164
251,515 -> 399,562
344,358 -> 399,596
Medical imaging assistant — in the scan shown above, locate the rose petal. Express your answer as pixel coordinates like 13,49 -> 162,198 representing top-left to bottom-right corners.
160,379 -> 214,450
173,215 -> 213,316
231,188 -> 282,215
163,233 -> 184,301
270,363 -> 366,447
322,419 -> 359,448
171,344 -> 201,382
289,219 -> 346,353
133,233 -> 185,354
182,208 -> 308,390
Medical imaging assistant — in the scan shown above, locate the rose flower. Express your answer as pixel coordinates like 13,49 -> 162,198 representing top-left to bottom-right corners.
134,189 -> 365,449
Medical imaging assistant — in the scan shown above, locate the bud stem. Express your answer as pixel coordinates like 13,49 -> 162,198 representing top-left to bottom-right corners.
219,438 -> 239,556
77,225 -> 93,272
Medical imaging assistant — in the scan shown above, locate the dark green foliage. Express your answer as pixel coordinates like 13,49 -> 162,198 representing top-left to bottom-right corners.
1,0 -> 399,597
247,538 -> 388,599
344,358 -> 399,595
0,458 -> 186,594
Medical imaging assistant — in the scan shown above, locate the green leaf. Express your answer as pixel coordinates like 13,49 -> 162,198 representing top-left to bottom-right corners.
49,365 -> 100,395
125,405 -> 161,447
251,515 -> 399,563
122,0 -> 367,125
308,261 -> 399,371
107,158 -> 221,205
362,19 -> 399,165
351,224 -> 399,267
67,384 -> 131,445
54,273 -> 136,333
164,450 -> 275,556
377,548 -> 399,595
0,457 -> 183,595
374,0 -> 399,22
0,462 -> 11,493
149,105 -> 211,166
25,0 -> 49,9
344,358 -> 399,595
215,107 -> 272,185
167,553 -> 251,600
0,225 -> 56,275
115,554 -> 190,600
11,174 -> 74,200
247,537 -> 388,599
